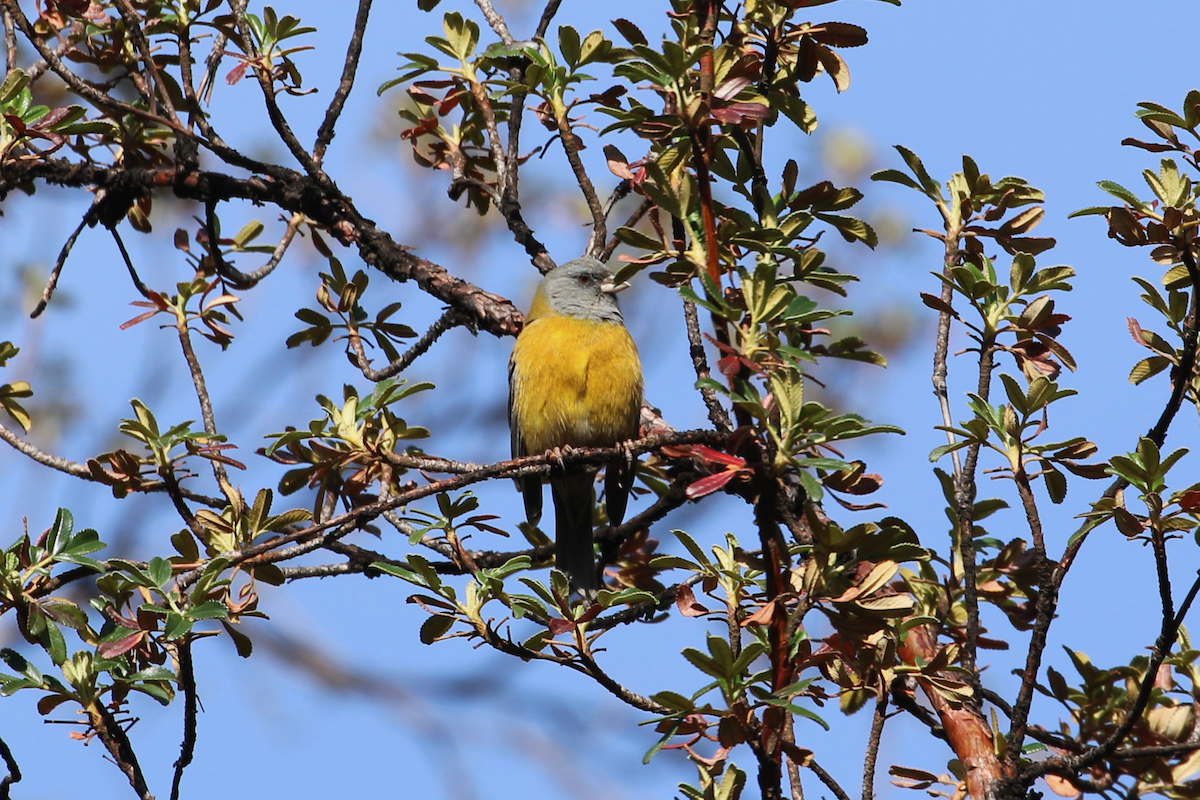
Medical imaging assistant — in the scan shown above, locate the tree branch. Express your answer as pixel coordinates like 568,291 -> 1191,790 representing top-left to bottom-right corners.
313,0 -> 373,164
349,307 -> 468,381
0,158 -> 526,337
169,638 -> 198,800
861,689 -> 889,800
683,296 -> 732,432
0,732 -> 20,800
806,758 -> 852,800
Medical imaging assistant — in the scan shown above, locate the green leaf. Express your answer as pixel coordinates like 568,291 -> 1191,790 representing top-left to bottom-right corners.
1096,180 -> 1147,210
558,25 -> 581,68
894,145 -> 942,200
188,600 -> 229,621
127,666 -> 177,682
871,168 -> 922,192
680,647 -> 724,680
164,612 -> 192,639
0,69 -> 30,105
147,557 -> 173,589
419,614 -> 454,644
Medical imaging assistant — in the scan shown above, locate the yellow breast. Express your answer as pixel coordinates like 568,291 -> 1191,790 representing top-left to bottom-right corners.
510,314 -> 643,455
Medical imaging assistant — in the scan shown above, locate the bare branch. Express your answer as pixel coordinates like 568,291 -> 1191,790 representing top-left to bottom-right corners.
215,212 -> 304,289
806,759 -> 852,800
683,296 -> 732,432
576,652 -> 669,714
169,639 -> 198,800
599,196 -> 651,262
313,0 -> 373,164
1,6 -> 15,73
473,0 -> 514,44
1003,468 -> 1052,769
89,701 -> 153,800
199,0 -> 248,103
112,0 -> 182,126
861,690 -> 889,800
109,227 -> 154,300
533,0 -> 565,40
0,732 -> 20,800
553,114 -> 607,258
350,307 -> 469,381
30,204 -> 92,318
1,158 -> 526,337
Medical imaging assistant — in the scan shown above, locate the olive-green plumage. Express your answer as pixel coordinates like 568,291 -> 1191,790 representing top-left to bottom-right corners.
508,257 -> 643,597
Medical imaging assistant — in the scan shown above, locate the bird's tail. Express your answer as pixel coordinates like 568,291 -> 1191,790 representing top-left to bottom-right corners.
551,472 -> 597,598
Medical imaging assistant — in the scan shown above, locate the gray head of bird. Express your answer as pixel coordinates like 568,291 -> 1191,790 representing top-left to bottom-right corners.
537,257 -> 630,322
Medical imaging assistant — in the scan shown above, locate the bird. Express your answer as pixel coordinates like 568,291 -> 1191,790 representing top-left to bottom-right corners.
508,257 -> 644,598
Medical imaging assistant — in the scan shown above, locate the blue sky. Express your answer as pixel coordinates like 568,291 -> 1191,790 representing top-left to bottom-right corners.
1,1 -> 1198,798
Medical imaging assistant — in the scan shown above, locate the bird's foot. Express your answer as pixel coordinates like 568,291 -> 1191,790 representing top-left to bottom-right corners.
547,444 -> 574,470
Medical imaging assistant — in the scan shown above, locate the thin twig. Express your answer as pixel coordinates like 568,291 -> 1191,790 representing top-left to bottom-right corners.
1,6 -> 15,73
532,0 -> 564,39
214,212 -> 304,289
110,227 -> 154,300
472,0 -> 514,44
861,689 -> 889,800
172,283 -> 234,500
112,0 -> 182,125
313,0 -> 372,164
173,15 -> 234,167
89,701 -> 153,800
784,714 -> 804,800
199,0 -> 247,103
349,307 -> 467,381
230,7 -> 325,181
1003,468 -> 1052,769
553,112 -> 607,257
31,210 -> 90,318
807,759 -> 852,800
24,21 -> 82,83
0,418 -> 89,478
169,638 -> 198,800
683,296 -> 732,432
1145,238 -> 1200,447
599,196 -> 652,262
576,652 -> 669,714
465,69 -> 508,197
0,732 -> 20,800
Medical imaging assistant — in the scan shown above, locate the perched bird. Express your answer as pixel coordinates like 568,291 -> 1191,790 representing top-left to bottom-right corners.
508,257 -> 644,597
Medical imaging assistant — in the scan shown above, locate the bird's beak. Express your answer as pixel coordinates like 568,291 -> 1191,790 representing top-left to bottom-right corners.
600,277 -> 630,294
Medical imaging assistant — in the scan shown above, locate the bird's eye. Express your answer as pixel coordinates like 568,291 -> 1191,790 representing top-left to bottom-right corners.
577,276 -> 590,285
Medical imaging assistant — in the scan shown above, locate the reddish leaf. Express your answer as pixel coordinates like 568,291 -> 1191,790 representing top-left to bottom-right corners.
603,144 -> 634,179
1178,491 -> 1200,512
225,61 -> 248,85
685,470 -> 737,500
675,583 -> 709,617
98,630 -> 145,658
716,355 -> 742,377
104,606 -> 140,630
691,446 -> 745,468
741,599 -> 776,627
